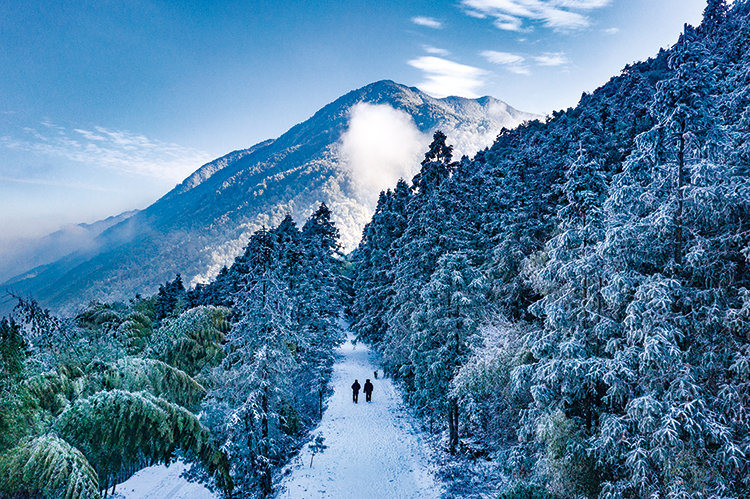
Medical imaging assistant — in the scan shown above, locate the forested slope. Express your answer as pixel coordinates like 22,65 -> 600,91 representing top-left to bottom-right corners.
0,205 -> 345,499
4,1 -> 750,498
1,81 -> 538,317
351,1 -> 750,497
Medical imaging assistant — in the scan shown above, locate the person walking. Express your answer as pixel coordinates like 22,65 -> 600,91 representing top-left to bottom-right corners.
363,379 -> 374,402
351,379 -> 361,403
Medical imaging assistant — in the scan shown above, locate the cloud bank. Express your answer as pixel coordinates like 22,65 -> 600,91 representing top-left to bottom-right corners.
408,56 -> 487,98
0,121 -> 213,182
340,103 -> 428,203
461,0 -> 611,31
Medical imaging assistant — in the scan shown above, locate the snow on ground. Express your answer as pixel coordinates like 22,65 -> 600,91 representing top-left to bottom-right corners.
112,333 -> 441,499
275,334 -> 442,499
112,460 -> 216,499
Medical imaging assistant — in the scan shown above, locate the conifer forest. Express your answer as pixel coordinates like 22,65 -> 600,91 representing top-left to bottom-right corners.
4,1 -> 750,498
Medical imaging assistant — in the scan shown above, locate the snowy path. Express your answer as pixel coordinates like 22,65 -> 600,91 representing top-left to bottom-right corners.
113,460 -> 215,499
276,335 -> 442,499
114,334 -> 441,499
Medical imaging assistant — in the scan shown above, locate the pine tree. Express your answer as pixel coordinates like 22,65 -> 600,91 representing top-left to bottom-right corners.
0,317 -> 26,389
383,132 -> 460,383
154,274 -> 187,324
203,226 -> 298,497
412,130 -> 454,197
409,251 -> 487,452
351,179 -> 411,344
700,0 -> 728,35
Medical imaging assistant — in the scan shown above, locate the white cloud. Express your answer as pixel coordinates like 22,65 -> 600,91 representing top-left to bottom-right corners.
481,50 -> 530,75
461,0 -> 611,32
482,51 -> 525,65
550,0 -> 610,8
533,51 -> 569,66
340,103 -> 428,204
408,56 -> 487,98
40,119 -> 65,132
0,122 -> 212,182
423,45 -> 451,56
602,27 -> 619,34
412,16 -> 443,29
493,13 -> 524,30
74,129 -> 107,141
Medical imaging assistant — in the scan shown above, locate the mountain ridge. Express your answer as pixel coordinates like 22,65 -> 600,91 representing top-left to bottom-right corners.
1,80 -> 541,314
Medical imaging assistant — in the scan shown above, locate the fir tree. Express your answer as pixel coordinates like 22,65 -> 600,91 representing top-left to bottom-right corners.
351,179 -> 411,344
154,274 -> 187,324
409,251 -> 488,452
204,226 -> 297,497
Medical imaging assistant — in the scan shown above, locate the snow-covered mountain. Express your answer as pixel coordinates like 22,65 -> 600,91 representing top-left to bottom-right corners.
1,80 -> 541,313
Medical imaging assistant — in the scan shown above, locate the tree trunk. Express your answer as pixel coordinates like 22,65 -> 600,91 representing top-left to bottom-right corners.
582,209 -> 588,305
675,127 -> 685,266
319,389 -> 324,420
261,389 -> 272,497
448,399 -> 459,454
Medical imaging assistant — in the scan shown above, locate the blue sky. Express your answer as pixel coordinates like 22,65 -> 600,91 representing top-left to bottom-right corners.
0,0 -> 706,243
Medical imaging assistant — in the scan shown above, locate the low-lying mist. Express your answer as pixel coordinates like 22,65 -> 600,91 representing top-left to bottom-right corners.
340,103 -> 429,207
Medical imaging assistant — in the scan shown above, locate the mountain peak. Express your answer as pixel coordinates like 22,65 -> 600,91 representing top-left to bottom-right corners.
1,81 -> 541,314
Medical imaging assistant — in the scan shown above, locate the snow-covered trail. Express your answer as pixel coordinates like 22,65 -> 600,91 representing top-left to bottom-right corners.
114,333 -> 441,499
113,460 -> 215,499
276,334 -> 442,499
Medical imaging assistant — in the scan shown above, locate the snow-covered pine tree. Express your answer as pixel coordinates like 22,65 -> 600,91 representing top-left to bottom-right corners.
383,132 -> 459,387
299,203 -> 344,351
295,207 -> 344,419
0,317 -> 26,390
351,179 -> 411,345
0,317 -> 38,457
544,23 -> 750,497
154,274 -> 187,325
412,130 -> 454,197
409,251 -> 488,452
450,318 -> 529,457
517,151 -> 612,497
204,227 -> 298,498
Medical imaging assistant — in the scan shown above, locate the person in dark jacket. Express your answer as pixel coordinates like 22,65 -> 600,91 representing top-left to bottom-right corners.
352,379 -> 361,403
363,379 -> 374,402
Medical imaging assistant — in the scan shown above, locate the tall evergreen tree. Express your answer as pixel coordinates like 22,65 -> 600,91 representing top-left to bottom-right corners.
351,179 -> 411,344
154,274 -> 187,324
409,251 -> 487,452
204,227 -> 296,497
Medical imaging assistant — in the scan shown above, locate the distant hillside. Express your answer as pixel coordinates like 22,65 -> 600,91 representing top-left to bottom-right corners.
1,80 -> 540,314
0,210 -> 138,284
